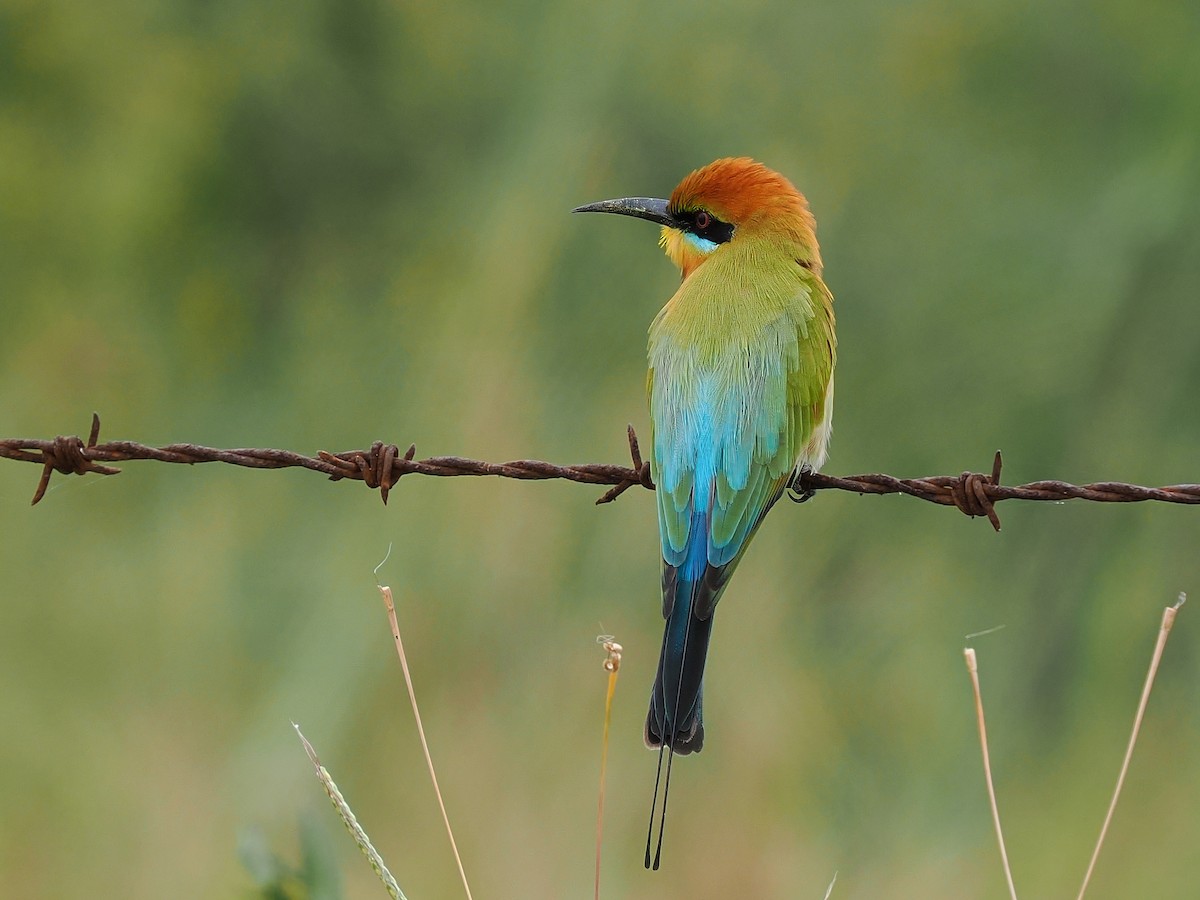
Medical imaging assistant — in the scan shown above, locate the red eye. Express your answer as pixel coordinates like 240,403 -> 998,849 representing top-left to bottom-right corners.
695,211 -> 711,230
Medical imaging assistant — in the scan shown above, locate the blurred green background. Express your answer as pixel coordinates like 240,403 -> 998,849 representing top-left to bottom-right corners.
2,1 -> 1199,897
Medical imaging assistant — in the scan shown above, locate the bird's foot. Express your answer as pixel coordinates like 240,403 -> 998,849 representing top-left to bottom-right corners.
787,465 -> 816,503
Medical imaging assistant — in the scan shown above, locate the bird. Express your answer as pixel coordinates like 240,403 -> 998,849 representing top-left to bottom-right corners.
574,158 -> 836,867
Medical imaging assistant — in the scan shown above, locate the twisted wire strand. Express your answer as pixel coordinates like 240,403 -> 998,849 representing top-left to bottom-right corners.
3,415 -> 1198,530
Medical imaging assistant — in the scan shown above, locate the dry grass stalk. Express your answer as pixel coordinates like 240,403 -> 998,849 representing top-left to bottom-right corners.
595,636 -> 622,900
963,646 -> 1019,900
1076,593 -> 1186,900
378,581 -> 474,900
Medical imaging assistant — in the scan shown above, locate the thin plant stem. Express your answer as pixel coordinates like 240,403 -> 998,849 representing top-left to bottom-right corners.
1076,593 -> 1186,900
379,582 -> 474,900
821,871 -> 838,899
963,646 -> 1019,900
595,637 -> 622,900
292,723 -> 407,900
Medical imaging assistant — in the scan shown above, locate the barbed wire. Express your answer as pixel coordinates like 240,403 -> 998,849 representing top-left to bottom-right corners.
3,414 -> 1199,531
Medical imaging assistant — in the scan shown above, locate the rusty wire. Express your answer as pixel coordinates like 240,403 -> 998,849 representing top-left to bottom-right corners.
3,414 -> 1199,530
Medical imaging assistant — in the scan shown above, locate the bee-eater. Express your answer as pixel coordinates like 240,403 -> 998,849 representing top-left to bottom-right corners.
575,158 -> 836,866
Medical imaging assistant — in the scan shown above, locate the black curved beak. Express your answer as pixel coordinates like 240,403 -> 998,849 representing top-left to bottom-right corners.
572,197 -> 678,228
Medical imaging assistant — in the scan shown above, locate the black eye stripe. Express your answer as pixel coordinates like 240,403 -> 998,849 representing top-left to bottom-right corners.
673,209 -> 735,245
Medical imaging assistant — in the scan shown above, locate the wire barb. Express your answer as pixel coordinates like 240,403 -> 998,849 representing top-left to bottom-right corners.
595,424 -> 655,505
25,413 -> 123,505
948,450 -> 1004,530
4,416 -> 1200,521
